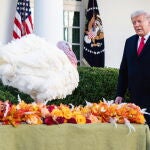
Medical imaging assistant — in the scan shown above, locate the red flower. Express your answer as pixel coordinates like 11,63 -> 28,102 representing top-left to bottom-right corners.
86,118 -> 92,123
47,105 -> 56,113
67,118 -> 77,124
44,116 -> 55,125
55,117 -> 65,124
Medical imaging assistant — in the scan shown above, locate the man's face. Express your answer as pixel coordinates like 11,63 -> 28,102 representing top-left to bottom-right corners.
131,14 -> 150,37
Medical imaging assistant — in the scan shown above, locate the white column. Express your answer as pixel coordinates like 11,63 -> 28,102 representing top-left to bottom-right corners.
0,0 -> 17,44
34,0 -> 63,45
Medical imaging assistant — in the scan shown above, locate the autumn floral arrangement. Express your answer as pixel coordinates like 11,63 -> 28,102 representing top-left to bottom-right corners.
0,97 -> 146,129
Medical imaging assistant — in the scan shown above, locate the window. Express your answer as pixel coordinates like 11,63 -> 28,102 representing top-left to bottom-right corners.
63,0 -> 84,65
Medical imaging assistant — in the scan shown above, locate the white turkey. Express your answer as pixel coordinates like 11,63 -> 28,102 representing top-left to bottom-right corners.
0,34 -> 79,103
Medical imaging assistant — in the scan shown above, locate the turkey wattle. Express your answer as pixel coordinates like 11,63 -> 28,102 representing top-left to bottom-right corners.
0,34 -> 79,103
57,41 -> 78,67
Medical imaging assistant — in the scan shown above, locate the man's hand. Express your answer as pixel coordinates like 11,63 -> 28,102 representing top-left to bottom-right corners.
115,96 -> 123,104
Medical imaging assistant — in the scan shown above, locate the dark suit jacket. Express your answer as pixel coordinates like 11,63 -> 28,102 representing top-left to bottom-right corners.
117,34 -> 150,109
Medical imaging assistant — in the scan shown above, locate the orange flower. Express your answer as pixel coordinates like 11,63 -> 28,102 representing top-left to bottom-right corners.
25,114 -> 43,125
91,103 -> 101,116
88,114 -> 101,123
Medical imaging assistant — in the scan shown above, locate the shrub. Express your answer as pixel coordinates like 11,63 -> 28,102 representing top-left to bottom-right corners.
0,81 -> 33,104
51,67 -> 119,106
0,67 -> 130,105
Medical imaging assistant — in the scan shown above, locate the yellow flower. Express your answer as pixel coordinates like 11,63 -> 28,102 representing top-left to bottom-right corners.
75,114 -> 86,124
136,115 -> 146,124
51,109 -> 63,117
59,104 -> 73,119
63,109 -> 72,119
80,107 -> 91,116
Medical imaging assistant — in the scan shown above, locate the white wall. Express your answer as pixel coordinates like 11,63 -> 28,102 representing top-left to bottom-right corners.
99,0 -> 150,68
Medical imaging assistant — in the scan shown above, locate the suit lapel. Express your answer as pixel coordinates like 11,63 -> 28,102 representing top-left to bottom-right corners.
132,35 -> 139,57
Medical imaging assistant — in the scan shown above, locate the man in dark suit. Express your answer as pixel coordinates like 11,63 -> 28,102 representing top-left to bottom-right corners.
115,10 -> 150,124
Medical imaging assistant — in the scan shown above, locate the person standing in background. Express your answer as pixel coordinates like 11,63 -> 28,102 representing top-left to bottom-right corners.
115,10 -> 150,125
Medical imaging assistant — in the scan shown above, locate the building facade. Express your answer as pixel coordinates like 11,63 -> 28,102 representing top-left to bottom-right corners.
0,0 -> 150,68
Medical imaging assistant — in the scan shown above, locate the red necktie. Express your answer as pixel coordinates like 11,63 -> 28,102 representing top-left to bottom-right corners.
137,37 -> 145,55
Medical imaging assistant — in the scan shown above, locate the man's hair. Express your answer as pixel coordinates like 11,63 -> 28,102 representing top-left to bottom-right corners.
131,10 -> 150,20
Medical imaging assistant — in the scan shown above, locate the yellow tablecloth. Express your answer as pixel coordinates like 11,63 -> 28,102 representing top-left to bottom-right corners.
0,123 -> 149,150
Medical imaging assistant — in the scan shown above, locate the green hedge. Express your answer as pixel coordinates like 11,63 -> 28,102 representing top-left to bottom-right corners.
0,67 -> 130,105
